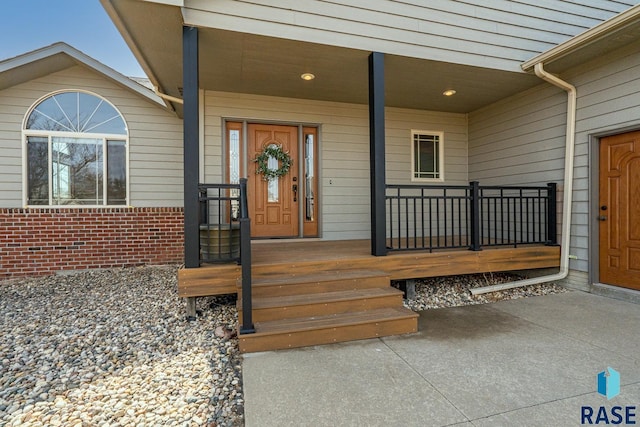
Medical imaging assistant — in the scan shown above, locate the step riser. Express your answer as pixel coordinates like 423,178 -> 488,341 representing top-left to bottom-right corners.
239,294 -> 403,322
240,276 -> 390,298
239,317 -> 418,353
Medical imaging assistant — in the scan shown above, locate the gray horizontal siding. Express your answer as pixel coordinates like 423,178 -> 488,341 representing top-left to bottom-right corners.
184,0 -> 637,72
469,84 -> 567,185
0,65 -> 184,208
468,83 -> 573,263
204,90 -> 468,240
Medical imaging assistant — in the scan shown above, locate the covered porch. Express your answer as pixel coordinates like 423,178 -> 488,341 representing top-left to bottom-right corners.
103,1 -> 564,351
181,176 -> 560,352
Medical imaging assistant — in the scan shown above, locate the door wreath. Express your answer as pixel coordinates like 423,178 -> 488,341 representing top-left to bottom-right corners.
254,144 -> 293,180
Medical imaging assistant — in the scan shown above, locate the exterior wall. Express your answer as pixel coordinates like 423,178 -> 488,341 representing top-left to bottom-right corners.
183,0 -> 637,72
0,64 -> 186,278
568,39 -> 640,284
468,81 -> 581,270
203,91 -> 468,240
0,65 -> 184,208
0,207 -> 183,278
468,39 -> 640,285
468,84 -> 567,186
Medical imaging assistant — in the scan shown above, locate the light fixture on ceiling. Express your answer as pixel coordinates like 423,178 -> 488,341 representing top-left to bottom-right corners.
443,89 -> 457,97
301,73 -> 315,81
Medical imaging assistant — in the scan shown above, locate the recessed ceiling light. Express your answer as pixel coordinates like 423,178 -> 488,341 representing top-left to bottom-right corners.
301,73 -> 315,81
443,89 -> 456,96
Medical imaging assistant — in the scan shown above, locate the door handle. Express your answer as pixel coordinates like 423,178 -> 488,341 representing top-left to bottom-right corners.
597,215 -> 607,221
292,184 -> 298,202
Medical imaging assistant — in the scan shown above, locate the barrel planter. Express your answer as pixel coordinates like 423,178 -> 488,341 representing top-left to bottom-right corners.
199,223 -> 240,261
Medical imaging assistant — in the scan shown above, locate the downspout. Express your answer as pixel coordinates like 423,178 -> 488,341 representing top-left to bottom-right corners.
471,62 -> 576,295
153,86 -> 184,105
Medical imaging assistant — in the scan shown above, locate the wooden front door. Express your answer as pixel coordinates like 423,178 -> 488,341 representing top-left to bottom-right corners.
248,124 -> 299,238
599,131 -> 640,290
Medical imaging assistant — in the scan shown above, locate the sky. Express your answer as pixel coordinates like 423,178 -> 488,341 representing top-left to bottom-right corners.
1,0 -> 146,77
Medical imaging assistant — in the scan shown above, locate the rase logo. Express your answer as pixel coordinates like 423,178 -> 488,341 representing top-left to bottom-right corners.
598,367 -> 621,400
581,367 -> 636,425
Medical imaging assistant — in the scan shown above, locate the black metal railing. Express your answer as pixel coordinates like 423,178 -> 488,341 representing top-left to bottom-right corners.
198,183 -> 241,263
199,179 -> 254,334
386,184 -> 471,251
386,182 -> 557,252
478,183 -> 556,249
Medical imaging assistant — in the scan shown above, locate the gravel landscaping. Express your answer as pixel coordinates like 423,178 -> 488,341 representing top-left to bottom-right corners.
1,266 -> 567,427
0,266 -> 242,427
399,272 -> 568,311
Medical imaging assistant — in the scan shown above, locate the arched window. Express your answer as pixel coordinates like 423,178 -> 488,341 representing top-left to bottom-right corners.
23,91 -> 128,206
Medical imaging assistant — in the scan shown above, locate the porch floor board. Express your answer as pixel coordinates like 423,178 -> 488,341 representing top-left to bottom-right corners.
177,239 -> 560,298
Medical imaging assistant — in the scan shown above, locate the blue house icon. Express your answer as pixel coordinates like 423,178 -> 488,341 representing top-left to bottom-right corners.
597,367 -> 620,400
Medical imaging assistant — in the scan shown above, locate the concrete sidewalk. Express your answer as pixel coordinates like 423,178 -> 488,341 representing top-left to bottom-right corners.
242,291 -> 640,426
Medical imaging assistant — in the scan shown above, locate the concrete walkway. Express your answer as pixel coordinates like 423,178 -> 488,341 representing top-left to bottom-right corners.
242,291 -> 640,426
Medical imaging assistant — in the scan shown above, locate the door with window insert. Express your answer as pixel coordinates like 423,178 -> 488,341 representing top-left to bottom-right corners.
226,122 -> 318,238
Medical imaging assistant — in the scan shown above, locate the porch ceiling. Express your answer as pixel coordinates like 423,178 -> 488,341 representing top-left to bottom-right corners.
105,0 -> 542,116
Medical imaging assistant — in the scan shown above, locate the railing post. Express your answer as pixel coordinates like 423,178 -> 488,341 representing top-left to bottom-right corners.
198,186 -> 207,226
469,181 -> 482,251
546,182 -> 558,246
238,178 -> 255,334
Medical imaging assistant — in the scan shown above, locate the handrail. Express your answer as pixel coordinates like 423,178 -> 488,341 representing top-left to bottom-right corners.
238,178 -> 255,334
197,180 -> 254,333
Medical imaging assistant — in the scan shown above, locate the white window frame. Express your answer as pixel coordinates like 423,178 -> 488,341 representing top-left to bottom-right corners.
21,89 -> 130,207
410,130 -> 444,182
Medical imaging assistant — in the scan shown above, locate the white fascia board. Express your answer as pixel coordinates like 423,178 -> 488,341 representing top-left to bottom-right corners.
522,4 -> 640,72
0,45 -> 62,72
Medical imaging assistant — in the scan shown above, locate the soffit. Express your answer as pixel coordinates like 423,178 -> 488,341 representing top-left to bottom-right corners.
0,54 -> 76,91
106,0 -> 542,116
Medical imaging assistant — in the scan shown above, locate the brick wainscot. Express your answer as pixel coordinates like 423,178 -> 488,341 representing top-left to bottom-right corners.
0,207 -> 184,278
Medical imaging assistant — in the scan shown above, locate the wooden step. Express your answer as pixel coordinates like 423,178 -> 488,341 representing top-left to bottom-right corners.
239,270 -> 390,298
239,287 -> 404,322
238,307 -> 419,353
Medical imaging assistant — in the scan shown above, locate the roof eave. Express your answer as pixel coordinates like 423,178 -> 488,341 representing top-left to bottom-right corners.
0,42 -> 169,109
522,4 -> 640,72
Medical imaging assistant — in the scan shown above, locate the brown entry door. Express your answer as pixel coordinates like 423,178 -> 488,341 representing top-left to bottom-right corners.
599,131 -> 640,290
248,124 -> 299,238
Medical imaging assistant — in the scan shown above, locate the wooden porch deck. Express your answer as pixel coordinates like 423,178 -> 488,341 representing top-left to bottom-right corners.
178,239 -> 561,298
179,240 -> 559,352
